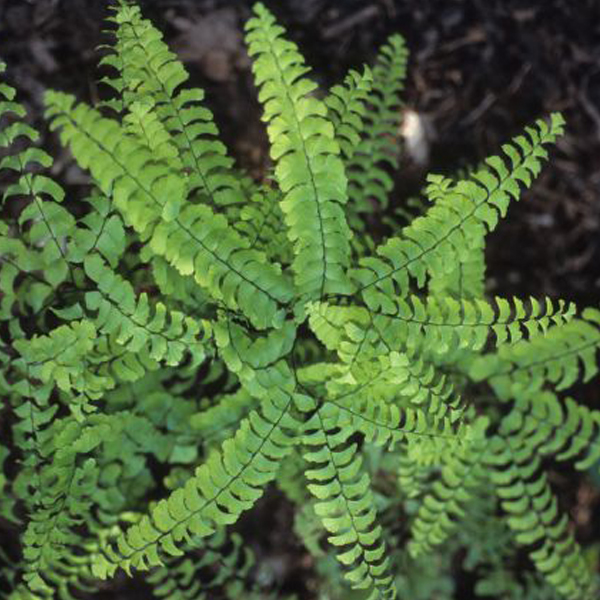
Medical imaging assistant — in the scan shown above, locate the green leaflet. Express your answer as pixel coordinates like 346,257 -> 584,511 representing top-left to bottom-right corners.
0,5 -> 598,600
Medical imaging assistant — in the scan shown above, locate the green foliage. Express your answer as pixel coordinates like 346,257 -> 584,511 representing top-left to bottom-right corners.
0,3 -> 599,600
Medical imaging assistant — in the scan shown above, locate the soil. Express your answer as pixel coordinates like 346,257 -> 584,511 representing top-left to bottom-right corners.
1,0 -> 599,598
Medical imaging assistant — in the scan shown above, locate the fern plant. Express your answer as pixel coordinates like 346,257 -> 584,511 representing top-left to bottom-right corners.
1,2 -> 599,599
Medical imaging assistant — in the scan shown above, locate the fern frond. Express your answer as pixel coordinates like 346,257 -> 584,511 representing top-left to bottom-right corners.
10,380 -> 56,516
98,4 -> 147,112
408,431 -> 488,558
487,434 -> 596,599
501,392 -> 600,472
16,194 -> 75,288
303,406 -> 397,599
0,73 -> 75,298
367,294 -> 576,354
106,3 -> 249,211
84,411 -> 170,518
93,389 -> 304,578
400,349 -> 465,420
328,349 -> 465,427
21,453 -> 96,597
20,411 -> 158,598
45,91 -> 184,228
325,66 -> 373,162
101,2 -> 187,109
44,92 -> 294,329
311,295 -> 576,363
83,253 -> 208,366
351,114 -> 565,303
246,3 -> 353,299
345,35 -> 408,217
470,307 -> 600,400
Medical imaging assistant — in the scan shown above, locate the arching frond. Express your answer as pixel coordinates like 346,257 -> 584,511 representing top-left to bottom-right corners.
325,66 -> 373,162
470,307 -> 600,400
345,35 -> 408,218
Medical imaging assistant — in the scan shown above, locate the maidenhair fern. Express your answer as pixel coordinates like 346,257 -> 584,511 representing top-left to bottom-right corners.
1,2 -> 598,599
